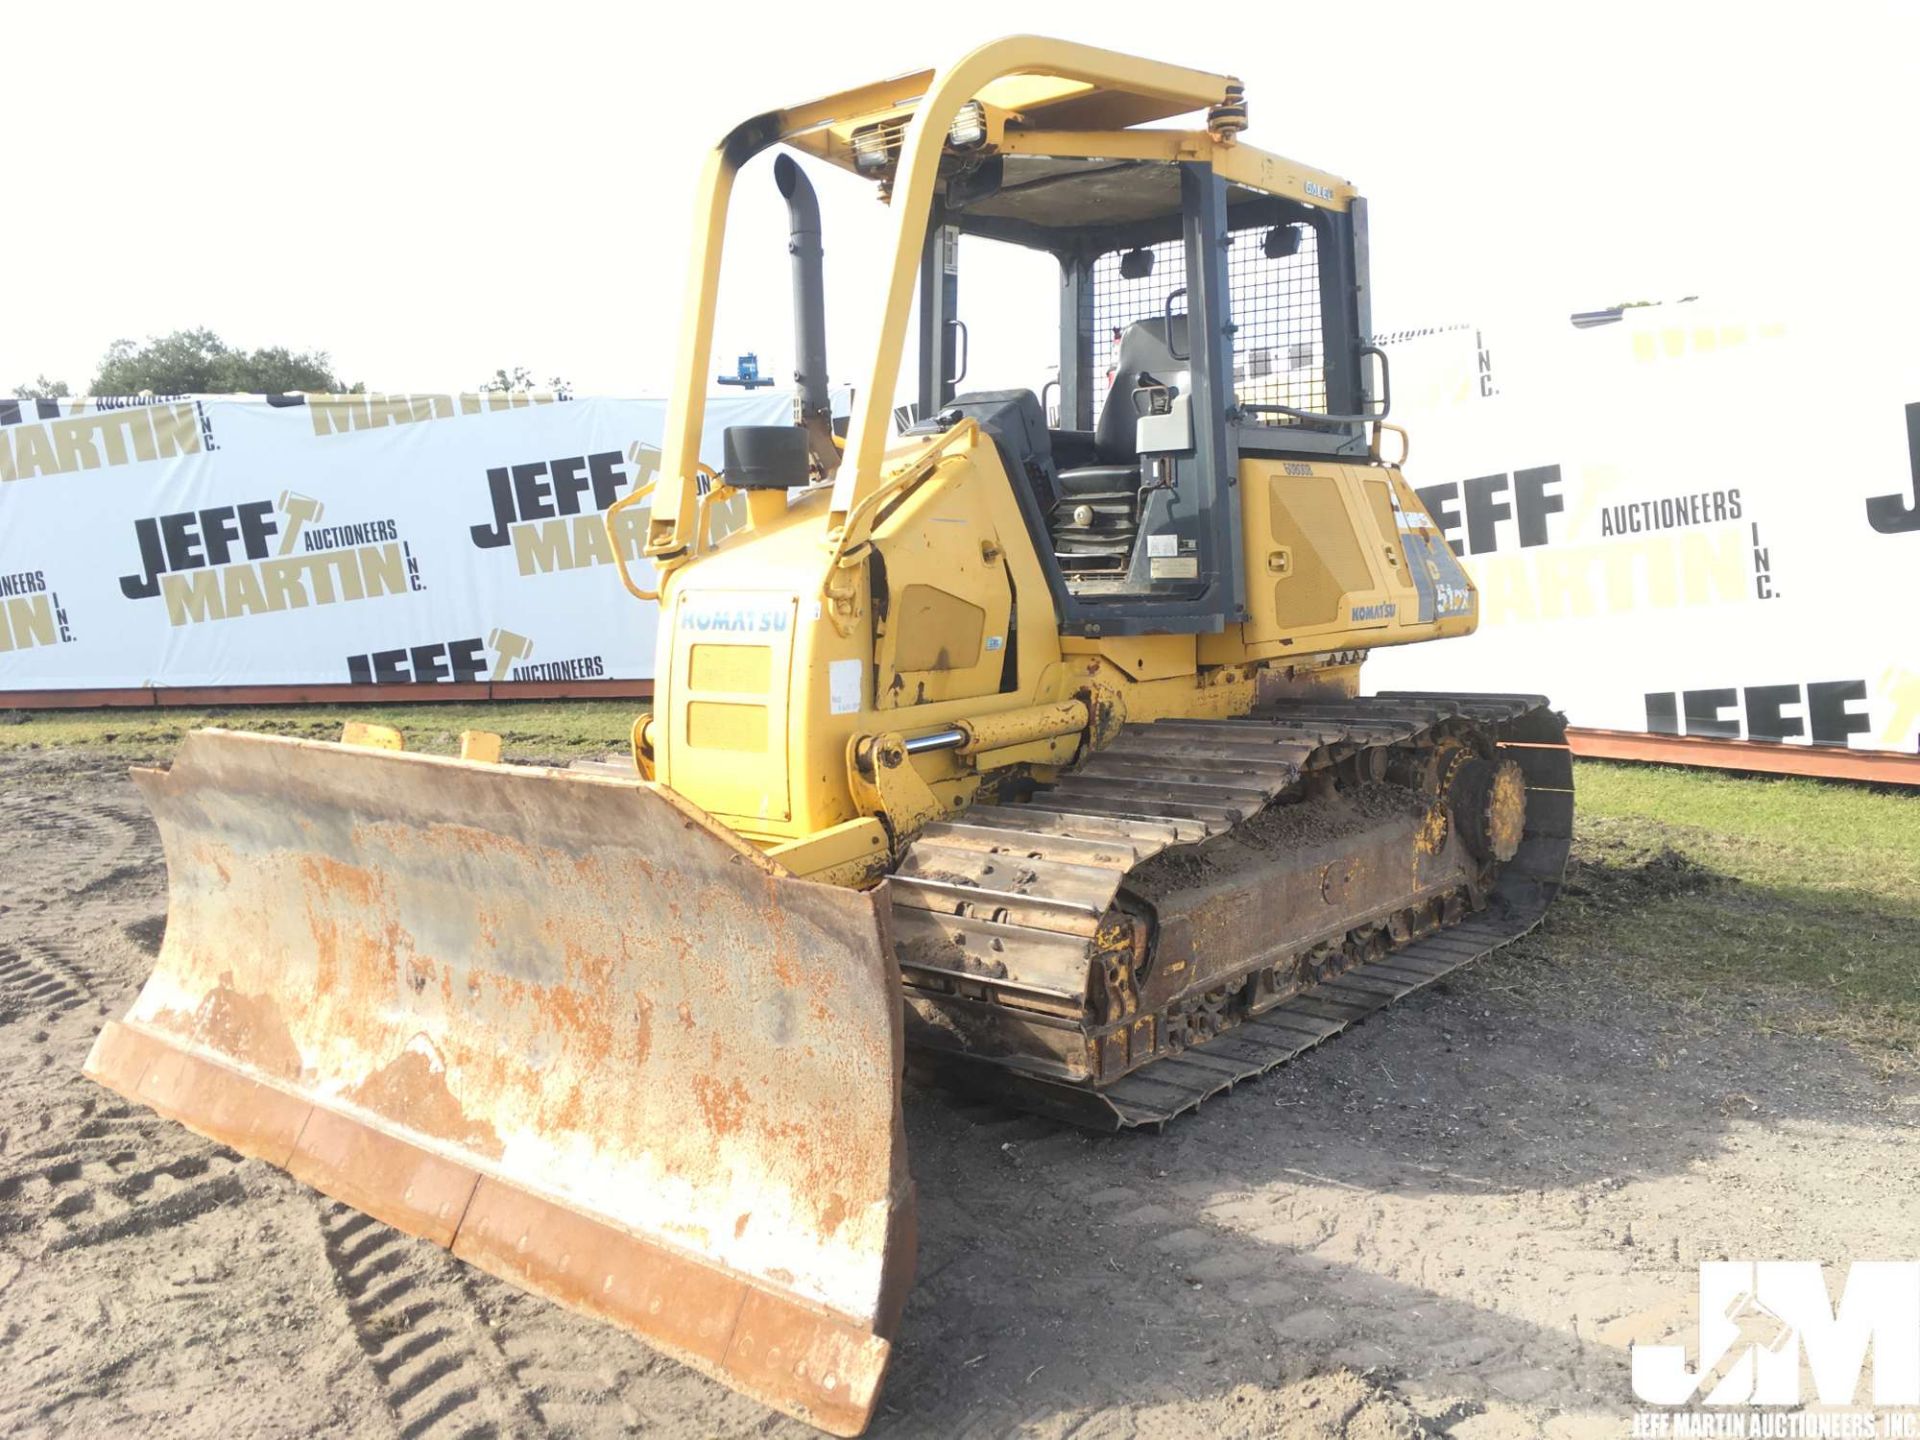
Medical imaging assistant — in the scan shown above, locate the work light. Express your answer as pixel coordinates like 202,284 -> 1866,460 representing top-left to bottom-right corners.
948,100 -> 988,151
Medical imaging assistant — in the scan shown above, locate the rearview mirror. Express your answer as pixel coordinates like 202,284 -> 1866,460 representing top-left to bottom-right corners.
1263,225 -> 1303,259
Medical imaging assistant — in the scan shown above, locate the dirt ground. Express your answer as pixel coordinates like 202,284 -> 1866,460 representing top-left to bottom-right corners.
0,748 -> 1914,1439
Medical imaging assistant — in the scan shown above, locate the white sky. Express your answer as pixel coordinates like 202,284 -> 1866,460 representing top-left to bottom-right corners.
3,1 -> 1915,399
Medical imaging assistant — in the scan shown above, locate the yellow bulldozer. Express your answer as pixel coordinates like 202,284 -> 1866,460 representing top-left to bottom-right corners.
87,37 -> 1572,1436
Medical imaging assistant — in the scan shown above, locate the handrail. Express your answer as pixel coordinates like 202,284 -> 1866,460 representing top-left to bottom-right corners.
606,481 -> 660,602
828,38 -> 1239,528
1370,420 -> 1410,467
827,422 -> 977,571
694,470 -> 737,557
639,35 -> 1238,562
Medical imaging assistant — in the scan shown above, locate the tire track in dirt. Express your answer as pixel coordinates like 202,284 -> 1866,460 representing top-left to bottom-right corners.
0,791 -> 145,901
6,1095 -> 152,1170
0,762 -> 167,1022
318,1201 -> 547,1439
483,1305 -> 648,1436
0,1094 -> 250,1257
3,750 -> 1912,1439
0,937 -> 97,1026
895,1080 -> 1607,1436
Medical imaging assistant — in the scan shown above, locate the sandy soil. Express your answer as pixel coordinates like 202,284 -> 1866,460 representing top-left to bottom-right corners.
0,750 -> 1913,1439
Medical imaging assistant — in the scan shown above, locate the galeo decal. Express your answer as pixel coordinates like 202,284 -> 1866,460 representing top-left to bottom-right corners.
1388,484 -> 1476,624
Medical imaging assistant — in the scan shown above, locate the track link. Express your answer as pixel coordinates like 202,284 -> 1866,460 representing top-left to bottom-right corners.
893,692 -> 1573,1129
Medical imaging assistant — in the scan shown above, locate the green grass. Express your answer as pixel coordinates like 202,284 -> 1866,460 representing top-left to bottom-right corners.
1539,761 -> 1920,1067
0,700 -> 641,760
1575,762 -> 1920,903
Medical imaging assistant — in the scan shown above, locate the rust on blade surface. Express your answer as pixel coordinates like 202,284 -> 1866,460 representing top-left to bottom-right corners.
84,728 -> 915,1436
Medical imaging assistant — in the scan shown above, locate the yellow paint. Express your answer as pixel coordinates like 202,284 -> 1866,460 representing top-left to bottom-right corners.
340,722 -> 403,751
1060,634 -> 1196,683
1631,314 -> 1785,363
689,644 -> 772,692
627,40 -> 1479,869
870,472 -> 1010,708
459,731 -> 503,764
767,818 -> 891,887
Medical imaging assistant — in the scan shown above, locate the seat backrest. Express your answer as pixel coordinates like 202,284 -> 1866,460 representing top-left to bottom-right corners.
938,389 -> 1060,512
1094,315 -> 1191,463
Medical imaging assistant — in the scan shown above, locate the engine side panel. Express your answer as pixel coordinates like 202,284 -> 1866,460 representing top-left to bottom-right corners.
1203,457 -> 1477,664
654,427 -> 1068,844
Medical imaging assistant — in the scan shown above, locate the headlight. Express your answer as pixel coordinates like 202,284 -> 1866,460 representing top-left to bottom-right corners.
947,100 -> 988,151
851,124 -> 893,175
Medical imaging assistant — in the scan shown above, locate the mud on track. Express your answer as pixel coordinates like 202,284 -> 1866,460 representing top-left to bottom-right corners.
0,749 -> 1914,1439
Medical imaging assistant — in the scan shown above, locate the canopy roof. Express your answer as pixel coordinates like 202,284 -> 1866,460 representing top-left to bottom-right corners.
781,62 -> 1236,177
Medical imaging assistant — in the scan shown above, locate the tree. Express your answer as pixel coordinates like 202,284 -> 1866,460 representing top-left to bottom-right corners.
10,375 -> 70,400
90,328 -> 360,395
481,366 -> 571,397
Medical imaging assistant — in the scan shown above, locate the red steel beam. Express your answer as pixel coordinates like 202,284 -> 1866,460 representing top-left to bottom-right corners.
1568,727 -> 1920,787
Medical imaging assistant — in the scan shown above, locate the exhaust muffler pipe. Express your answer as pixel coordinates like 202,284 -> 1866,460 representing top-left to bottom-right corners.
774,153 -> 838,477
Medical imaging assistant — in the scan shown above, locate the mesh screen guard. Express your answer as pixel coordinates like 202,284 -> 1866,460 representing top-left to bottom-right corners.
1088,223 -> 1327,427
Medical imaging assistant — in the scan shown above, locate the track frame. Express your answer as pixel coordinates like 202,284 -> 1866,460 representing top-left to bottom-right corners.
895,693 -> 1574,1129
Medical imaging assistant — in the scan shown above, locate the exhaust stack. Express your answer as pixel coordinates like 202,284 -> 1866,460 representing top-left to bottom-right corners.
774,153 -> 838,477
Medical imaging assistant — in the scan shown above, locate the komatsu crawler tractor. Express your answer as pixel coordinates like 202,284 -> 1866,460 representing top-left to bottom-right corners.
89,37 -> 1571,1436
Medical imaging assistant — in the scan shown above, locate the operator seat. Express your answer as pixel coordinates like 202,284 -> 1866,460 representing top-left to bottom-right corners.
909,316 -> 1191,580
1052,315 -> 1190,575
1059,314 -> 1191,487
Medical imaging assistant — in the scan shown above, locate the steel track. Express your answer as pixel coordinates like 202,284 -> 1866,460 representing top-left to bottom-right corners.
893,692 -> 1574,1130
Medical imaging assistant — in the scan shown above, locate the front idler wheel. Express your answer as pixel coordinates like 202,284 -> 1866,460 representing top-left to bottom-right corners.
1447,753 -> 1527,864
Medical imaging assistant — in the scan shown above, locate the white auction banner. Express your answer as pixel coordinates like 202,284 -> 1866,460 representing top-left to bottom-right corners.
1,314 -> 1913,762
0,388 -> 815,694
1367,298 -> 1918,757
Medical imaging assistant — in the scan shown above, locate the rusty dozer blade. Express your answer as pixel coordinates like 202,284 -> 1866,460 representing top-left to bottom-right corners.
85,729 -> 915,1436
